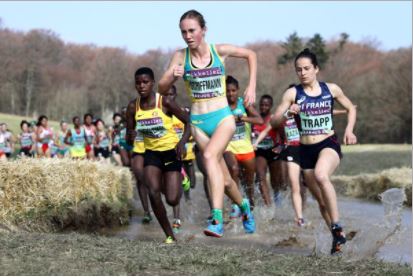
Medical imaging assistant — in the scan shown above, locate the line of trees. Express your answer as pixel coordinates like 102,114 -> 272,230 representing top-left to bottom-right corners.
0,24 -> 411,143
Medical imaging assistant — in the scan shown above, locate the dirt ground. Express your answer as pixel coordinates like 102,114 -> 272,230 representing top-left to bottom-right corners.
0,231 -> 411,276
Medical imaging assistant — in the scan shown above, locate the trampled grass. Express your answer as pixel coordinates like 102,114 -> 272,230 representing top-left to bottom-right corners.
0,231 -> 410,276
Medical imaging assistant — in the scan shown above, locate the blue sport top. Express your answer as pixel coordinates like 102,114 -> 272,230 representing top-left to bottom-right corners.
295,82 -> 334,136
183,44 -> 226,103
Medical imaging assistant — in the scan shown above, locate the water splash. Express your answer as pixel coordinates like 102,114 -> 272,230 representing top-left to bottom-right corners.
378,188 -> 406,228
344,188 -> 407,262
103,183 -> 411,264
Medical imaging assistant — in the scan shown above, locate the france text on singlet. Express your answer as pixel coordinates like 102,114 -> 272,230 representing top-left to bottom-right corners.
295,82 -> 334,136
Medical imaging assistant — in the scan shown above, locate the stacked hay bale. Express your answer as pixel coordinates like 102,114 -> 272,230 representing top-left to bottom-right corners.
333,167 -> 412,206
0,158 -> 133,232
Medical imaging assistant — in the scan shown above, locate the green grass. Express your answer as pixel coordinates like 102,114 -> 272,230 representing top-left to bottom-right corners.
337,144 -> 411,175
341,144 -> 411,153
0,231 -> 410,276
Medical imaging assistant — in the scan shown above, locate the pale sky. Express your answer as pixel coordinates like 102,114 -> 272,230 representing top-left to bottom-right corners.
0,1 -> 411,54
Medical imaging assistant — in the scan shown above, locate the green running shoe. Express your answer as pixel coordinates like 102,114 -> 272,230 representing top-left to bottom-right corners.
182,176 -> 191,192
142,213 -> 152,224
164,236 -> 176,244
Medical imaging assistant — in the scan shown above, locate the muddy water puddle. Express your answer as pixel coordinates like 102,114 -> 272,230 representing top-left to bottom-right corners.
98,184 -> 412,264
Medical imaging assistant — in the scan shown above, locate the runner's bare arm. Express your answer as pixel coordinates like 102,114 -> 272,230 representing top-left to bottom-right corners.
252,123 -> 272,149
125,99 -> 137,145
243,103 -> 264,125
328,83 -> 357,145
64,130 -> 72,146
158,50 -> 185,95
270,88 -> 297,128
216,44 -> 257,105
94,133 -> 100,148
31,133 -> 37,150
333,109 -> 347,115
163,96 -> 191,159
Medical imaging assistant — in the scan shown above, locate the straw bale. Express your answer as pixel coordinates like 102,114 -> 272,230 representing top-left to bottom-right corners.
0,157 -> 133,231
332,167 -> 412,206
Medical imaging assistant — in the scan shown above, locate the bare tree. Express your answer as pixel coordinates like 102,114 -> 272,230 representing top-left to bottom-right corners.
0,23 -> 410,143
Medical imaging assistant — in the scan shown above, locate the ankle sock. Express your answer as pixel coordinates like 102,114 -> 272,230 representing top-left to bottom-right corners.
211,209 -> 223,223
239,198 -> 250,214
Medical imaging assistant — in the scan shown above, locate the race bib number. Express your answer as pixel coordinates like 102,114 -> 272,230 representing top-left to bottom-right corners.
300,113 -> 333,135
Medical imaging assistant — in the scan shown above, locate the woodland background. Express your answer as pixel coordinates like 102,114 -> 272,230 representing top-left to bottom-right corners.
0,20 -> 411,143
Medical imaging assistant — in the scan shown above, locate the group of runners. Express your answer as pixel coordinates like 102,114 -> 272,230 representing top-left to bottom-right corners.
126,10 -> 357,255
1,10 -> 358,255
0,112 -> 132,165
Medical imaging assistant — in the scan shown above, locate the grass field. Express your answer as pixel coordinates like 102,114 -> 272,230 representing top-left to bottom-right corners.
0,231 -> 410,276
341,144 -> 411,153
337,144 -> 411,175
